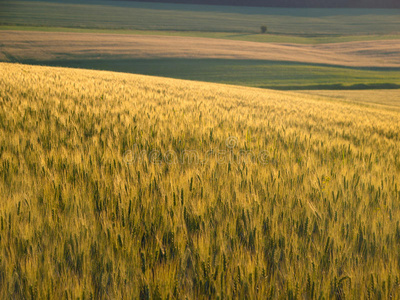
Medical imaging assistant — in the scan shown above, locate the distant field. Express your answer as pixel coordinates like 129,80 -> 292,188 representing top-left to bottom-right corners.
2,25 -> 400,45
1,0 -> 400,37
1,30 -> 400,90
1,62 -> 400,298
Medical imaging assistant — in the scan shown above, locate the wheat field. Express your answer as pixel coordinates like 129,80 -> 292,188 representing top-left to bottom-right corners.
1,62 -> 400,299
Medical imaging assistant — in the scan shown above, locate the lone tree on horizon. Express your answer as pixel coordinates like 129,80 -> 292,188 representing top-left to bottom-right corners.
260,25 -> 267,34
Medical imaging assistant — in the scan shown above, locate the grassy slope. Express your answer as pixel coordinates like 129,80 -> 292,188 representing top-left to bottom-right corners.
1,62 -> 400,298
6,57 -> 400,90
73,59 -> 400,90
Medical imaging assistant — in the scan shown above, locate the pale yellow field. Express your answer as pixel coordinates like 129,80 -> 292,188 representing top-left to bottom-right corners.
1,30 -> 400,67
1,62 -> 400,298
296,89 -> 400,110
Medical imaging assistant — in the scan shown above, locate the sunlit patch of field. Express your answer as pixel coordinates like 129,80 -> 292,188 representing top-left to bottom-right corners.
1,62 -> 400,298
295,89 -> 400,110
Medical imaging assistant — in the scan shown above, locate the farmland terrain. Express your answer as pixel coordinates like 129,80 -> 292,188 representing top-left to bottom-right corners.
1,1 -> 400,298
